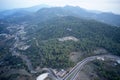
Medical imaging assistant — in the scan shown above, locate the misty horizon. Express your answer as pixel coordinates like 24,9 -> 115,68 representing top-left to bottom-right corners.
0,0 -> 120,14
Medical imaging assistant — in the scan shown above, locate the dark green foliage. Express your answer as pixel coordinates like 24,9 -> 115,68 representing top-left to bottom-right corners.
0,21 -> 9,34
25,39 -> 74,69
93,60 -> 120,80
23,16 -> 120,69
0,54 -> 26,69
27,16 -> 120,53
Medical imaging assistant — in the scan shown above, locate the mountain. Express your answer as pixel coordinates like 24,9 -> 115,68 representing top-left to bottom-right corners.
0,4 -> 50,19
23,4 -> 50,12
63,6 -> 120,26
36,6 -> 120,26
1,5 -> 120,26
0,5 -> 120,80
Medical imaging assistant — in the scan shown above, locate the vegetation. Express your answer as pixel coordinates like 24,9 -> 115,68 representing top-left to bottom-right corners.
22,16 -> 120,69
93,60 -> 120,80
0,13 -> 120,80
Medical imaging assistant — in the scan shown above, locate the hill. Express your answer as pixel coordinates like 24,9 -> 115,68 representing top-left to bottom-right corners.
2,6 -> 120,26
0,6 -> 120,80
23,16 -> 120,69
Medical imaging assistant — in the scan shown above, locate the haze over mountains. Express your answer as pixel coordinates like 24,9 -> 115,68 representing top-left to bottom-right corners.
0,5 -> 120,26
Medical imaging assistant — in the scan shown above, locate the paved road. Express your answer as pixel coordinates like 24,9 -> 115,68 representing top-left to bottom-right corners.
35,54 -> 120,80
62,54 -> 120,80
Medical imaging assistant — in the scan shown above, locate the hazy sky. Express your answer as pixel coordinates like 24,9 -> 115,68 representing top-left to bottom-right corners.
0,0 -> 120,14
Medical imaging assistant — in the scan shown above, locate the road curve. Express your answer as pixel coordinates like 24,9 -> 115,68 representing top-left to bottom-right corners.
62,54 -> 120,80
36,54 -> 120,80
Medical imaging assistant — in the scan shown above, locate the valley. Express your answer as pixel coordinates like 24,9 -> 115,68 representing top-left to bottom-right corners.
0,5 -> 120,80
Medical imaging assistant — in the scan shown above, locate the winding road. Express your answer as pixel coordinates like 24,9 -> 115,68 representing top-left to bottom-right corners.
61,54 -> 120,80
37,54 -> 120,80
5,24 -> 120,80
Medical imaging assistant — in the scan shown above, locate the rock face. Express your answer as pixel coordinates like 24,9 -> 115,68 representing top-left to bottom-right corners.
58,36 -> 79,42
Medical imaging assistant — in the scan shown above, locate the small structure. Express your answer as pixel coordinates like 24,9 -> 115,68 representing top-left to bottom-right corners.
18,45 -> 30,50
53,69 -> 58,74
97,57 -> 104,61
66,28 -> 72,31
57,69 -> 67,77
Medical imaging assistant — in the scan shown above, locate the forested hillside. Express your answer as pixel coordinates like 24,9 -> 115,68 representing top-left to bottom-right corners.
23,16 -> 120,69
0,6 -> 120,80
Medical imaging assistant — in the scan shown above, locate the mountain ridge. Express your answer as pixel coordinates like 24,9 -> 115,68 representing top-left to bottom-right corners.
1,5 -> 120,26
